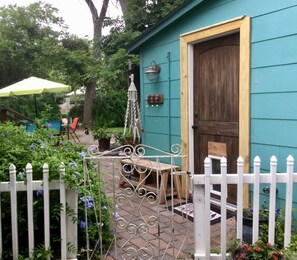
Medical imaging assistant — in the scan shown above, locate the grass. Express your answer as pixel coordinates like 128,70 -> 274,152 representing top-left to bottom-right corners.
106,127 -> 124,133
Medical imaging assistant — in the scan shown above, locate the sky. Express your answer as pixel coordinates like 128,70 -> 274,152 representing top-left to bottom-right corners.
0,0 -> 122,38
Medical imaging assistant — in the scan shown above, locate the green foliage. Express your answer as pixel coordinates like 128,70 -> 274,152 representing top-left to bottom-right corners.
0,2 -> 65,86
96,18 -> 139,93
229,207 -> 297,259
114,131 -> 134,145
92,126 -> 112,140
0,122 -> 114,258
0,3 -> 93,99
92,89 -> 127,127
123,0 -> 189,32
284,233 -> 297,258
98,48 -> 138,91
100,18 -> 138,56
53,36 -> 95,88
228,239 -> 283,259
69,89 -> 127,128
31,245 -> 53,260
0,94 -> 62,120
258,208 -> 297,254
68,99 -> 84,121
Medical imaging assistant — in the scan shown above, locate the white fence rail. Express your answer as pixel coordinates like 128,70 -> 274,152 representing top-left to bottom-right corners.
0,163 -> 77,260
193,155 -> 297,259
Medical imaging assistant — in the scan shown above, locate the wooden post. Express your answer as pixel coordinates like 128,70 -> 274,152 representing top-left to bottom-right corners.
0,108 -> 7,122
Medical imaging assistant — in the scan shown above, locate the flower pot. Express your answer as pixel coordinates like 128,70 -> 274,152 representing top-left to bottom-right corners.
98,138 -> 110,151
124,136 -> 140,146
242,217 -> 268,244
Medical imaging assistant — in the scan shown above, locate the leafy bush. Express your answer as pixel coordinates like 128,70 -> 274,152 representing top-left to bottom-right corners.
228,239 -> 283,259
68,99 -> 84,122
92,89 -> 127,127
0,122 -> 114,258
1,94 -> 62,120
228,207 -> 297,259
69,89 -> 127,127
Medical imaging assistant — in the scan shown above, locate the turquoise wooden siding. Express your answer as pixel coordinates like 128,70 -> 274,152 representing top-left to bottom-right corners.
132,0 -> 297,204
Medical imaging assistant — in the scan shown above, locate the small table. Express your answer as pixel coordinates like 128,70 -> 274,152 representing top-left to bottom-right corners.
119,158 -> 182,203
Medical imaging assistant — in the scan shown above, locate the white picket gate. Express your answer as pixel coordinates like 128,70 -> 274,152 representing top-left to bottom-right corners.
193,155 -> 297,259
0,163 -> 77,260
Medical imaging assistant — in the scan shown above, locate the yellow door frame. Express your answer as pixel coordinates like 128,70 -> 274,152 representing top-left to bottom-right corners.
180,16 -> 251,206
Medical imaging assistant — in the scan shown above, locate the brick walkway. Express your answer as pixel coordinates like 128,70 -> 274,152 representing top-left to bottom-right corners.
73,128 -> 236,259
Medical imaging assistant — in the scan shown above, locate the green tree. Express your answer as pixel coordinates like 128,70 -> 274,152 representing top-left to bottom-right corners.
51,35 -> 94,90
82,0 -> 110,126
96,0 -> 188,92
79,0 -> 188,127
98,18 -> 139,91
0,2 -> 65,87
0,2 -> 94,119
119,0 -> 189,32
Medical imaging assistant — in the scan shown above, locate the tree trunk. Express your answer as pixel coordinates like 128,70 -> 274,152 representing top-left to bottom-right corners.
83,0 -> 109,126
118,0 -> 127,16
83,79 -> 96,127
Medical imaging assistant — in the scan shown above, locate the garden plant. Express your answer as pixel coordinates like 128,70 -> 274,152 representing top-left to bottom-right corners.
0,121 -> 115,259
228,204 -> 297,259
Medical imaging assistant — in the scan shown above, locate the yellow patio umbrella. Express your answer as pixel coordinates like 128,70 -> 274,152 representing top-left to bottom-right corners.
0,76 -> 71,116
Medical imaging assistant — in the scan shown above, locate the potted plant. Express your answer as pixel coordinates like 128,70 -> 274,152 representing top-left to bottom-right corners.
92,127 -> 112,151
241,206 -> 280,244
115,131 -> 139,146
228,239 -> 284,259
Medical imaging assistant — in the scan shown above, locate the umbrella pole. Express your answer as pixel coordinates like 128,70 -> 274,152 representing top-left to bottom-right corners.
34,94 -> 38,117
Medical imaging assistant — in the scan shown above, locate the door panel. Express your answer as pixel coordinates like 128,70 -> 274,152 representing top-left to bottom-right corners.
193,33 -> 239,204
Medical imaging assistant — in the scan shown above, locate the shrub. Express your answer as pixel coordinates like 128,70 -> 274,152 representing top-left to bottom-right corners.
1,94 -> 62,119
69,89 -> 127,127
229,239 -> 283,259
0,122 -> 114,258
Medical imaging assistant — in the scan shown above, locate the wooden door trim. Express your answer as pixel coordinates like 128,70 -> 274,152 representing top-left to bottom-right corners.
180,16 -> 250,206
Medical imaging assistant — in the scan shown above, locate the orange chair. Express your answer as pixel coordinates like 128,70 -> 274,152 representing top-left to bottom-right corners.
63,117 -> 80,142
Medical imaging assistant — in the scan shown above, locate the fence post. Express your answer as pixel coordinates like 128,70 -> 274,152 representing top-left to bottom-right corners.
204,157 -> 211,259
284,155 -> 294,247
220,157 -> 227,260
59,163 -> 67,260
43,163 -> 50,257
252,156 -> 261,243
268,156 -> 277,244
236,156 -> 244,241
193,157 -> 210,259
9,164 -> 18,260
66,188 -> 78,259
26,163 -> 34,258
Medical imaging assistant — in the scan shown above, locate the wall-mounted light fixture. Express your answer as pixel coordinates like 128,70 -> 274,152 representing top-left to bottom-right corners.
145,61 -> 160,81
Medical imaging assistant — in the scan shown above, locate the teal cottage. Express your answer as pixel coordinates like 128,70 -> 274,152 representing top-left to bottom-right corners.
127,0 -> 297,207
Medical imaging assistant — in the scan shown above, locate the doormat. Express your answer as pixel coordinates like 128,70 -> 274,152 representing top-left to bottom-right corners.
169,203 -> 221,225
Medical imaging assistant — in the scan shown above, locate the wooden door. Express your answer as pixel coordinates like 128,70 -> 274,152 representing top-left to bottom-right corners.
193,33 -> 239,204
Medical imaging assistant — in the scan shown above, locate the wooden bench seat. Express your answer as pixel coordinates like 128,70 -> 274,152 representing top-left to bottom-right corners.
119,158 -> 182,203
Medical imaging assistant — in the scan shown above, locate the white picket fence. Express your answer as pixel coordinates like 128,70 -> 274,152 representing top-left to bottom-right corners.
193,155 -> 297,259
0,163 -> 77,260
